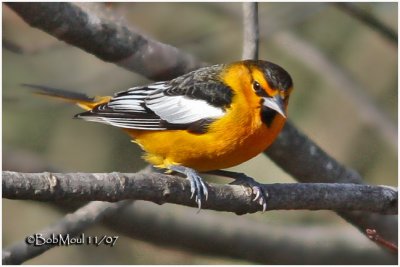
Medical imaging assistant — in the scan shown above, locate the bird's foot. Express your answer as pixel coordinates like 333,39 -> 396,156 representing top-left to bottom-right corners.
230,174 -> 268,212
169,165 -> 208,210
208,170 -> 268,212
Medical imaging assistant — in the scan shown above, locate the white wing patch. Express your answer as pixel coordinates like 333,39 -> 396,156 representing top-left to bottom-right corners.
78,81 -> 226,130
146,94 -> 225,124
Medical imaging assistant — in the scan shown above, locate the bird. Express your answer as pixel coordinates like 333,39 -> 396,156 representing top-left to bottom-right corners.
24,59 -> 293,211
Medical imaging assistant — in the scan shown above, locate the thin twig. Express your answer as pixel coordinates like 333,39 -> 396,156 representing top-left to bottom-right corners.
2,200 -> 130,265
366,229 -> 398,254
3,171 -> 397,215
222,3 -> 397,150
2,38 -> 64,55
242,2 -> 259,60
272,33 -> 397,149
333,3 -> 397,44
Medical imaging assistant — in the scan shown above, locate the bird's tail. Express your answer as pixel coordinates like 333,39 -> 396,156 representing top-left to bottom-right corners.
22,83 -> 111,111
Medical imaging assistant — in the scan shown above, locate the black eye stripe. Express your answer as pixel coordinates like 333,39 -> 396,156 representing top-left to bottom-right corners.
253,81 -> 268,97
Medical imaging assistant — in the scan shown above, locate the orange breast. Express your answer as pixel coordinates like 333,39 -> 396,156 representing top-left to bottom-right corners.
124,102 -> 286,172
123,62 -> 287,171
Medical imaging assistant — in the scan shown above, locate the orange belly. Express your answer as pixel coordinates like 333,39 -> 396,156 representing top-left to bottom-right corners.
123,111 -> 286,172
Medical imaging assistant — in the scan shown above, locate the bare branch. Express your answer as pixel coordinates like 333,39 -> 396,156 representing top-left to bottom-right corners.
5,2 -> 397,251
2,200 -> 129,265
217,4 -> 397,149
6,2 -> 206,81
7,2 -> 395,148
340,210 -> 398,247
333,3 -> 397,44
103,201 -> 397,264
242,2 -> 259,60
4,150 -> 397,264
266,121 -> 364,184
265,121 -> 398,246
3,171 -> 397,215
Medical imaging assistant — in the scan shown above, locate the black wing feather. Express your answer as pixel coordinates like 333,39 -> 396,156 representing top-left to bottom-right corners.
77,65 -> 230,131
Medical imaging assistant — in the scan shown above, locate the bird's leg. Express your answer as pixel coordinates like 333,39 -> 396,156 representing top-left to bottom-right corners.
206,170 -> 268,212
168,165 -> 209,210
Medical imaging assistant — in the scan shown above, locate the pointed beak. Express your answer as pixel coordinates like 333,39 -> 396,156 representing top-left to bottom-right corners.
262,96 -> 286,118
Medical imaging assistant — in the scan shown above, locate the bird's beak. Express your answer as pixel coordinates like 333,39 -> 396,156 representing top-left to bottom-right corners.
262,96 -> 286,118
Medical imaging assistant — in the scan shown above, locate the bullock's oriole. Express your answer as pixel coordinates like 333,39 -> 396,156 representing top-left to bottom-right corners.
25,60 -> 293,211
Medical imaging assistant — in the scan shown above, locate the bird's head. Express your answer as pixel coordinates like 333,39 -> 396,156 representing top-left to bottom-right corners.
223,60 -> 293,126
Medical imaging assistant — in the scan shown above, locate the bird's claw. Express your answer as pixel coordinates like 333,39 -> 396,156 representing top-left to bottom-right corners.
169,165 -> 208,210
230,174 -> 268,212
251,186 -> 268,212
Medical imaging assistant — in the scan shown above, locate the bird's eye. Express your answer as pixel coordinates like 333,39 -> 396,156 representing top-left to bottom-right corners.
253,81 -> 262,93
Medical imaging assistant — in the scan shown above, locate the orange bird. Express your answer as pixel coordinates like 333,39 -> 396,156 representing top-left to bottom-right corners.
25,60 -> 293,211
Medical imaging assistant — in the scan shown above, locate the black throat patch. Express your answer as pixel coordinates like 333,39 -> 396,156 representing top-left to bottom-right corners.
261,105 -> 277,127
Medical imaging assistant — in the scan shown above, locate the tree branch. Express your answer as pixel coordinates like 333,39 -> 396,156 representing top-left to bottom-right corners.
5,2 -> 206,81
219,5 -> 397,149
4,150 -> 397,264
265,121 -> 364,184
242,2 -> 259,60
103,201 -> 396,264
2,200 -> 129,265
6,1 -> 397,250
265,121 -> 398,246
3,171 -> 397,215
333,3 -> 397,44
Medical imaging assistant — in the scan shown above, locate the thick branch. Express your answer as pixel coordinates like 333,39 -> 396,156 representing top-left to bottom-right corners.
104,201 -> 396,264
2,201 -> 129,265
242,2 -> 259,60
5,150 -> 397,263
265,121 -> 398,245
3,171 -> 397,215
6,2 -> 206,80
4,150 -> 397,264
6,1 -> 397,250
265,121 -> 364,184
219,4 -> 397,149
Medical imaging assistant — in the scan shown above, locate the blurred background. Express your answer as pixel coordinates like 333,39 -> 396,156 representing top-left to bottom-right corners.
3,2 -> 397,264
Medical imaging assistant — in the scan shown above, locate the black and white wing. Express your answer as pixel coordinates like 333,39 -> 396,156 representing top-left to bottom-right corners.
76,68 -> 234,134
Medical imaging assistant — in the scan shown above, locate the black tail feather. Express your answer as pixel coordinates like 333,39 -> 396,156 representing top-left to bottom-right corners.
22,83 -> 95,102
